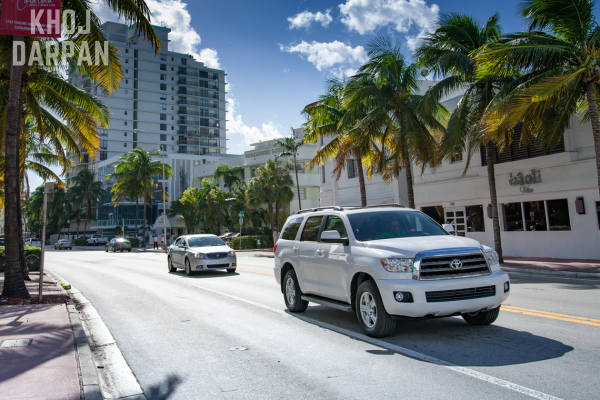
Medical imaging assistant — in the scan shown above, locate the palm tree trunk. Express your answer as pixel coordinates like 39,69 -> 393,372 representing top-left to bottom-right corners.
17,200 -> 30,280
142,189 -> 147,247
486,141 -> 504,263
268,203 -> 274,232
76,221 -> 80,238
402,146 -> 415,209
585,81 -> 600,201
275,202 -> 280,230
294,154 -> 301,210
356,155 -> 367,207
135,198 -> 139,238
1,36 -> 29,298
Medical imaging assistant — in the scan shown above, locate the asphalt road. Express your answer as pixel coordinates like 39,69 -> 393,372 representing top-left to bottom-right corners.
45,249 -> 599,400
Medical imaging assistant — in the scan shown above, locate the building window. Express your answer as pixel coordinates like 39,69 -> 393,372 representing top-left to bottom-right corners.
160,93 -> 167,100
124,143 -> 127,147
125,69 -> 128,73
126,49 -> 129,53
171,57 -> 174,61
160,124 -> 167,131
160,64 -> 166,71
124,132 -> 127,136
293,188 -> 306,200
451,152 -> 463,163
160,114 -> 166,121
160,134 -> 167,141
171,96 -> 174,100
125,79 -> 128,84
524,201 -> 547,231
547,199 -> 571,231
171,126 -> 174,130
421,206 -> 445,225
171,116 -> 174,120
466,205 -> 485,232
171,86 -> 175,91
160,74 -> 166,81
347,159 -> 358,179
125,90 -> 128,94
160,54 -> 167,61
321,166 -> 326,183
160,103 -> 166,110
251,167 -> 257,177
124,121 -> 127,126
160,145 -> 167,151
125,59 -> 128,63
481,123 -> 565,166
503,203 -> 524,231
124,111 -> 128,115
171,106 -> 174,110
181,58 -> 187,65
160,84 -> 167,91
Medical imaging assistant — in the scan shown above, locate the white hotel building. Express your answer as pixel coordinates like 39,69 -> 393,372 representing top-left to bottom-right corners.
65,22 -> 228,234
319,87 -> 600,260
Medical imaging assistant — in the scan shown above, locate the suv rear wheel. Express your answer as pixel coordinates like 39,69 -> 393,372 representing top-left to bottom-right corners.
283,269 -> 308,312
462,306 -> 500,326
356,280 -> 396,338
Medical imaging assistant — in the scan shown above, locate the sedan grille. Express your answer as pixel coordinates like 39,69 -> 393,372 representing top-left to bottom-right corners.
426,285 -> 496,303
206,252 -> 228,259
418,253 -> 490,280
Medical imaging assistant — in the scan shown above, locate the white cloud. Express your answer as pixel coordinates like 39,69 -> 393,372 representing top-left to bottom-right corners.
338,0 -> 439,48
227,97 -> 282,145
288,10 -> 333,29
280,40 -> 366,77
94,0 -> 220,68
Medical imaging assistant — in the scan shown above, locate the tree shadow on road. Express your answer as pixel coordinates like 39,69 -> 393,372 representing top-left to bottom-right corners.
144,374 -> 183,400
288,306 -> 574,368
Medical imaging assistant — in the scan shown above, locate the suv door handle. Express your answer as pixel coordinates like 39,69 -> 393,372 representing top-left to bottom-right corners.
293,247 -> 299,252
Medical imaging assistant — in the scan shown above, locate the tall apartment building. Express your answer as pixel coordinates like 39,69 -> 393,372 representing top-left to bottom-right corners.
64,22 -> 228,235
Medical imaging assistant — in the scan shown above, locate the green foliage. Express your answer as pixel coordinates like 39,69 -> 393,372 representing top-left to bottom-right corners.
126,237 -> 140,248
74,238 -> 88,246
1,246 -> 42,258
230,235 -> 274,249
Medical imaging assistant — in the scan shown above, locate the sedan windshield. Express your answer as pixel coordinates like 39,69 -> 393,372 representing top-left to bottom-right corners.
188,236 -> 226,247
347,211 -> 448,241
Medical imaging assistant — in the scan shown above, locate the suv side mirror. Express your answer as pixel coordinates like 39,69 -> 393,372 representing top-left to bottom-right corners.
321,230 -> 349,245
442,224 -> 455,235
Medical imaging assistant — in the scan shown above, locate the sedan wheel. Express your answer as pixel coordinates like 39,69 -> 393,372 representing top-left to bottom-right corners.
105,247 -> 108,252
185,259 -> 193,276
112,247 -> 116,253
168,257 -> 177,273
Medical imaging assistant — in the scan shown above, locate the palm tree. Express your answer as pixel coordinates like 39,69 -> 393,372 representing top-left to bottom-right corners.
415,13 -> 508,262
213,164 -> 245,191
348,36 -> 446,209
475,0 -> 600,201
124,148 -> 173,244
70,169 -> 108,237
1,0 -> 160,298
272,164 -> 295,229
275,130 -> 304,210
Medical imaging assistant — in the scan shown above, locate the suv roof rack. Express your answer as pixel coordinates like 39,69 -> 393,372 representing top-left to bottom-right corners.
335,204 -> 406,210
293,206 -> 344,215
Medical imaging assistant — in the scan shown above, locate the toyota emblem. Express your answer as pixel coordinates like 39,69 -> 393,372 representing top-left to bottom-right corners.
449,259 -> 463,269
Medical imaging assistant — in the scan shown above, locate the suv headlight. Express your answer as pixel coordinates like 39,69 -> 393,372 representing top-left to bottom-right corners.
228,251 -> 235,257
484,250 -> 499,266
193,253 -> 205,259
380,258 -> 414,273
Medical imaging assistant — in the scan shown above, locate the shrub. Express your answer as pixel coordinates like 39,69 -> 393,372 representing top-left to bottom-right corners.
24,246 -> 41,258
126,237 -> 140,248
74,238 -> 87,246
230,235 -> 273,249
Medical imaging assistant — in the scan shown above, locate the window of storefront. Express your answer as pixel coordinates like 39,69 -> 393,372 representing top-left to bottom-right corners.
466,205 -> 485,232
524,201 -> 547,231
547,199 -> 571,231
503,203 -> 524,231
347,159 -> 358,179
503,199 -> 571,231
421,206 -> 444,225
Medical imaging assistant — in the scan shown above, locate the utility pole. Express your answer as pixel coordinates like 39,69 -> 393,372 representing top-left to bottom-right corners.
39,182 -> 54,300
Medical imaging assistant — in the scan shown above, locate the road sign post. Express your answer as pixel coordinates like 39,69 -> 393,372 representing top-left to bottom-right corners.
39,182 -> 54,300
238,216 -> 243,250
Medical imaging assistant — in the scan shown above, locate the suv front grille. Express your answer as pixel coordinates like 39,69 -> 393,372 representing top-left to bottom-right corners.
206,252 -> 228,259
426,285 -> 496,303
418,253 -> 490,280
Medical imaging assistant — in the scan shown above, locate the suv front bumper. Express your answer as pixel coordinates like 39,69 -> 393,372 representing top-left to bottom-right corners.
376,270 -> 510,318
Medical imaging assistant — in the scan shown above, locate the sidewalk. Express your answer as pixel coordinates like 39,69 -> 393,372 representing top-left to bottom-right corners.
0,272 -> 79,400
502,257 -> 600,279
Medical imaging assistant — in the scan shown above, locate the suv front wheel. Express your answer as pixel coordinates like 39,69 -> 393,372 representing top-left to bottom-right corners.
462,306 -> 500,326
283,270 -> 308,312
356,280 -> 396,338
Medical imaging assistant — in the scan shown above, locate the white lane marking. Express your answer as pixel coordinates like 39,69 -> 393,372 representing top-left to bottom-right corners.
191,284 -> 562,400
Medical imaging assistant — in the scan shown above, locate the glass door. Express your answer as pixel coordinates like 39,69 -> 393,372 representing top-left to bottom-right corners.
445,207 -> 467,236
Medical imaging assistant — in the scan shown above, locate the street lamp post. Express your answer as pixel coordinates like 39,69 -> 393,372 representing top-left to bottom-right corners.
67,220 -> 70,240
134,129 -> 167,251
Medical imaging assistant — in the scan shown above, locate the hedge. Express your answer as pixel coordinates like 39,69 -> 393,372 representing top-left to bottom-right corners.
126,237 -> 140,248
230,235 -> 273,249
0,246 -> 41,258
74,238 -> 87,246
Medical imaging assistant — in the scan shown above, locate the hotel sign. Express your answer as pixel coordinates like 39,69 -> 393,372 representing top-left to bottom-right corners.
508,170 -> 541,193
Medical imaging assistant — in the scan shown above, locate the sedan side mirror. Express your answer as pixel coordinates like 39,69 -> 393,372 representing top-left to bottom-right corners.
442,224 -> 456,235
321,230 -> 349,245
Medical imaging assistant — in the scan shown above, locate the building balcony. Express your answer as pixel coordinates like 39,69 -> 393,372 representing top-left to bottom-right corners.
177,109 -> 200,116
178,118 -> 200,125
177,150 -> 200,155
91,219 -> 146,228
177,89 -> 199,96
177,70 -> 198,77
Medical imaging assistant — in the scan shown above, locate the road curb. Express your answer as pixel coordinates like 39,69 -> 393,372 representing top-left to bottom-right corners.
47,270 -> 147,400
501,266 -> 600,280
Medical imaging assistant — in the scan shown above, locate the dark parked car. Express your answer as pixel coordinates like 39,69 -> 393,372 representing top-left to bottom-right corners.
105,238 -> 132,253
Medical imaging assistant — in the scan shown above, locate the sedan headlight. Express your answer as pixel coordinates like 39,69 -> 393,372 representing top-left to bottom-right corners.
228,251 -> 235,257
484,250 -> 499,266
380,258 -> 414,273
193,253 -> 205,259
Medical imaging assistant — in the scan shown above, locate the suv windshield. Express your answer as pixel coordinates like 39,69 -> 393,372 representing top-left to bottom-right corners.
347,211 -> 448,241
188,236 -> 225,247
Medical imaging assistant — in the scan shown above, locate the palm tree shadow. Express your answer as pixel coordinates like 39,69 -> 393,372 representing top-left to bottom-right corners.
144,374 -> 183,400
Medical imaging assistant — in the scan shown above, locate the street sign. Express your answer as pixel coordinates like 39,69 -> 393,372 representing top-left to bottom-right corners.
154,182 -> 163,203
239,217 -> 244,226
45,182 -> 54,203
238,211 -> 244,217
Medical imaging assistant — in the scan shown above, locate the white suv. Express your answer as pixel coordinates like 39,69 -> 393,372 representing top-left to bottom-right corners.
274,205 -> 510,338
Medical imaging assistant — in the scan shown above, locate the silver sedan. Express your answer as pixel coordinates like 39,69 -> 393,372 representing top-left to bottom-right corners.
167,234 -> 237,276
